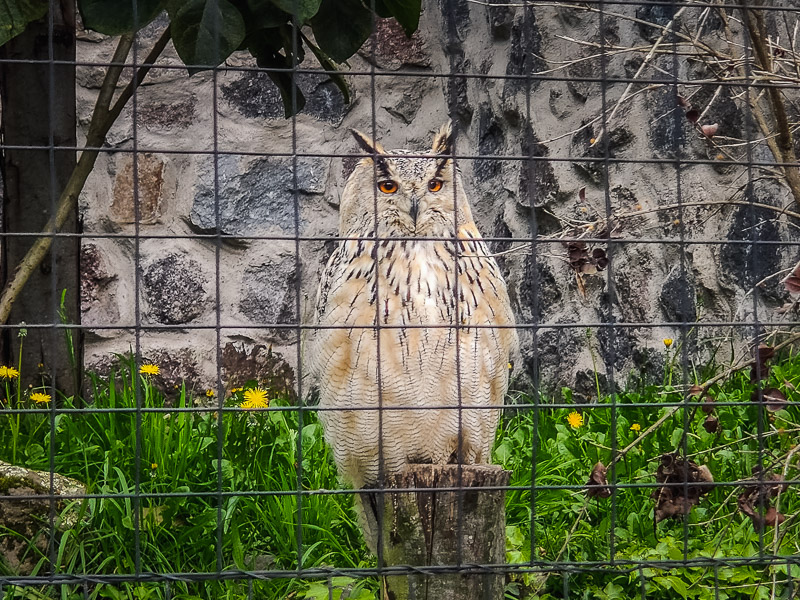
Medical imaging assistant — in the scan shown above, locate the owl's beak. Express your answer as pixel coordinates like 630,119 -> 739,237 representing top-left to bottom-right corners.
409,197 -> 419,224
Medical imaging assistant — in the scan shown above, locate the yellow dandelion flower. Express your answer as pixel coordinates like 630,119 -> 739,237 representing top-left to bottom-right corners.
663,338 -> 673,348
240,388 -> 269,410
230,387 -> 243,394
206,389 -> 215,398
139,364 -> 159,376
0,366 -> 19,379
567,411 -> 583,429
30,392 -> 51,404
630,423 -> 641,433
151,463 -> 158,470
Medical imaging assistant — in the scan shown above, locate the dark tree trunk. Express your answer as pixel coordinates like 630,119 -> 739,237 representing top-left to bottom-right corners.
380,464 -> 510,600
0,2 -> 81,395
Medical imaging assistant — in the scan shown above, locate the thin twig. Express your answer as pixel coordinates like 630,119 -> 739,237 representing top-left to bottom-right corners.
594,6 -> 687,144
740,0 -> 800,207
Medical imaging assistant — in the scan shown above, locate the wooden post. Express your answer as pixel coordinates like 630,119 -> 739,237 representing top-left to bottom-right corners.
380,464 -> 510,600
0,1 -> 81,395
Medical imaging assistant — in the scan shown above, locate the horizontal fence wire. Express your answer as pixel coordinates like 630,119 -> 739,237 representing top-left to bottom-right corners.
1,0 -> 799,598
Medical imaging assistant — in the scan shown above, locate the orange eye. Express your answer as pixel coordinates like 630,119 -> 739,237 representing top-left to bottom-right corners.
428,179 -> 443,192
378,181 -> 398,194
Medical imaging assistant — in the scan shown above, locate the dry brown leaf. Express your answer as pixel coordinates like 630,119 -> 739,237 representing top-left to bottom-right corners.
783,276 -> 800,294
737,468 -> 789,531
563,237 -> 607,280
651,454 -> 714,523
751,344 -> 775,381
701,395 -> 716,415
688,385 -> 703,398
763,388 -> 788,412
701,123 -> 719,138
702,415 -> 719,433
783,262 -> 800,294
586,461 -> 612,499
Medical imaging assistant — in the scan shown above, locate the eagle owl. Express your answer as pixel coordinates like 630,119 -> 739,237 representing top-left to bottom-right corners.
309,122 -> 517,548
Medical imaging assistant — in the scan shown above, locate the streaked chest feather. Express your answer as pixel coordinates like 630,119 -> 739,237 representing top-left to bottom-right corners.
326,235 -> 503,327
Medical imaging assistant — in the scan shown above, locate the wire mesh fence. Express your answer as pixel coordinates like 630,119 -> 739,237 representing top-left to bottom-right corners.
1,0 -> 799,598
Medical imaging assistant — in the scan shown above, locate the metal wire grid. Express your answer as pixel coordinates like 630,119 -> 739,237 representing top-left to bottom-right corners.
0,0 -> 799,597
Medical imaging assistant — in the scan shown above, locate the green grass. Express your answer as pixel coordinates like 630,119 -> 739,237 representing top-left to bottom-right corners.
1,352 -> 798,600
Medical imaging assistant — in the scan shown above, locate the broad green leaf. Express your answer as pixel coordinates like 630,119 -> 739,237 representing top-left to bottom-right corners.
0,0 -> 48,46
600,582 -> 625,600
268,0 -> 320,23
301,32 -> 350,104
493,440 -> 512,465
376,0 -> 420,36
78,0 -> 165,35
168,0 -> 246,73
302,583 -> 329,600
372,0 -> 393,18
243,0 -> 289,28
310,0 -> 372,63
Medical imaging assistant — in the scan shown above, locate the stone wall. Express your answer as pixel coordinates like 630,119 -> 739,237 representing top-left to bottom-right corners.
76,2 -> 800,397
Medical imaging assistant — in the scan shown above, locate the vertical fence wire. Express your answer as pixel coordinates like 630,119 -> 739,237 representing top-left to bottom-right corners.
212,0 -> 226,577
45,0 -> 58,580
131,0 -> 144,578
597,0 -> 621,567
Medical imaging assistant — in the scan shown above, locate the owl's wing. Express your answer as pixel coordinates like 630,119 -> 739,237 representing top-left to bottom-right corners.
314,243 -> 345,323
302,242 -> 345,402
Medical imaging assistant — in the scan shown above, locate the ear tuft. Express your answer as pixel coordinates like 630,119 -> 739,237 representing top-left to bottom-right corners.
431,120 -> 455,155
350,129 -> 386,155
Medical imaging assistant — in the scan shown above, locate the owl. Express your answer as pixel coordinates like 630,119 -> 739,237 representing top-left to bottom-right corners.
308,122 -> 518,550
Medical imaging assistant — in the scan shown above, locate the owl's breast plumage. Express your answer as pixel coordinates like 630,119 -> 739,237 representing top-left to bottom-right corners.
310,224 -> 517,486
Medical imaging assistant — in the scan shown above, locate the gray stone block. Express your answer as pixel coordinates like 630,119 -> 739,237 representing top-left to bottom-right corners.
191,155 -> 328,235
142,253 -> 210,325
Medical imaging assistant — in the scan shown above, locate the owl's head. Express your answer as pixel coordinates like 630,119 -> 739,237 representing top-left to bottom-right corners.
339,122 -> 475,237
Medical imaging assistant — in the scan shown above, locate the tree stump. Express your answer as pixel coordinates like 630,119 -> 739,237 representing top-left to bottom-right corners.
379,464 -> 510,600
